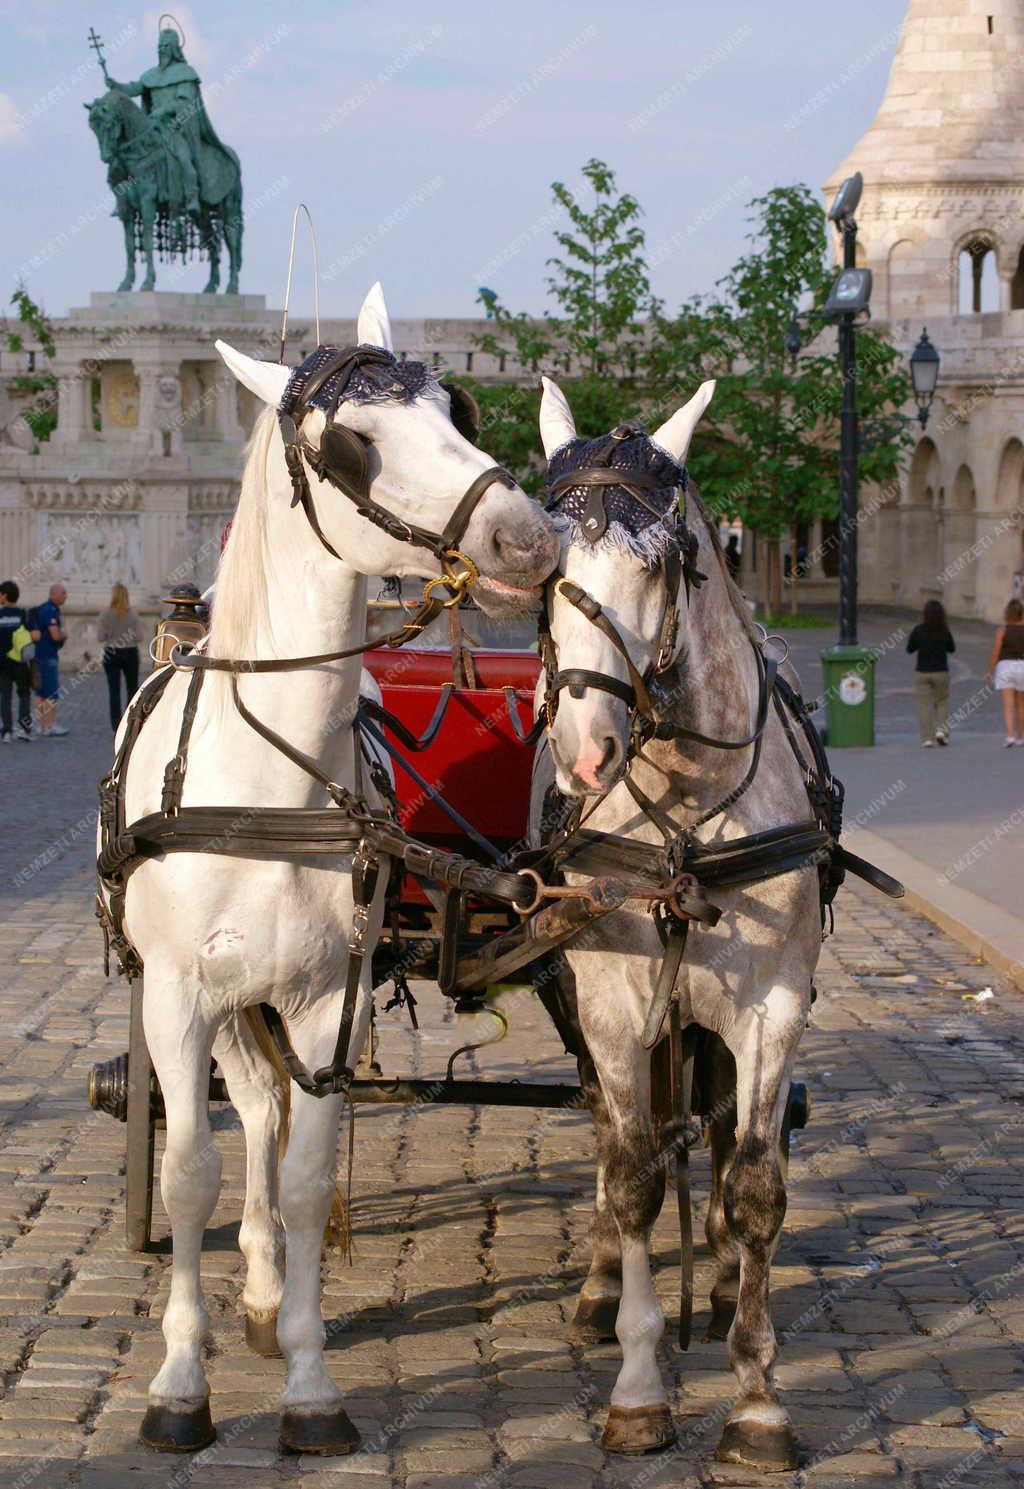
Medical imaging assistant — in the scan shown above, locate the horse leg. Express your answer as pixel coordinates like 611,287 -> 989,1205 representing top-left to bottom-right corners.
715,996 -> 803,1473
275,994 -> 361,1456
212,1012 -> 287,1358
703,1033 -> 740,1341
140,197 -> 156,291
580,1012 -> 674,1456
224,189 -> 242,294
118,210 -> 136,292
203,220 -> 220,293
139,974 -> 220,1452
568,1055 -> 622,1344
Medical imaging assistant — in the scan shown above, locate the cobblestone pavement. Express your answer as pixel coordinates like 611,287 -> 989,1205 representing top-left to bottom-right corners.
1,678 -> 1023,1489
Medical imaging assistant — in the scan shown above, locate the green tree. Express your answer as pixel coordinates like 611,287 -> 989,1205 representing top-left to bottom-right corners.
657,185 -> 911,613
470,158 -> 660,481
4,285 -> 58,445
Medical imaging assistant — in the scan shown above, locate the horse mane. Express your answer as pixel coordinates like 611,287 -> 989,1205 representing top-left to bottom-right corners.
209,407 -> 275,661
689,485 -> 763,651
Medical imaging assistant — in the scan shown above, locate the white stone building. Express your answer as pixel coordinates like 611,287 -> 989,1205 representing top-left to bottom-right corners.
824,0 -> 1024,620
0,292 -> 510,661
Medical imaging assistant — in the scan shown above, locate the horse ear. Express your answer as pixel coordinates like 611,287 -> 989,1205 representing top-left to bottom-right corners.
651,381 -> 716,463
215,340 -> 290,406
539,376 -> 577,458
356,282 -> 394,352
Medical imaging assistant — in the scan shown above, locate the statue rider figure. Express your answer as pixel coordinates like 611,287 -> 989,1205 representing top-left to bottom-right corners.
107,29 -> 214,217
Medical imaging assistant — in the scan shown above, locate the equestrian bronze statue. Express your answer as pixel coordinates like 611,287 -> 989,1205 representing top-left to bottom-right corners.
85,23 -> 243,293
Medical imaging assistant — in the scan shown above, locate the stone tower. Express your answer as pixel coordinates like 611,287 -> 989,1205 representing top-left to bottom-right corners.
824,0 -> 1024,620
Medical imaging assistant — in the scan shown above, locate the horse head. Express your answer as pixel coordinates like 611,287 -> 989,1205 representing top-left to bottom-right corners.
84,88 -> 128,165
538,376 -> 715,796
215,283 -> 558,615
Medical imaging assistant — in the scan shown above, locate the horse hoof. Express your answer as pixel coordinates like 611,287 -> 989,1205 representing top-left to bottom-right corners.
704,1295 -> 736,1340
601,1403 -> 676,1456
245,1311 -> 281,1358
715,1418 -> 799,1472
139,1398 -> 215,1453
567,1293 -> 619,1344
279,1406 -> 360,1456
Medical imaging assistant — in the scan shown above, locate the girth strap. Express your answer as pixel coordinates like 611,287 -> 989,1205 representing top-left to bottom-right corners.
257,841 -> 379,1098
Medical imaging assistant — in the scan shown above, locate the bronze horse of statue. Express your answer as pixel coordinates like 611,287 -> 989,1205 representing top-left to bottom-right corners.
86,87 -> 243,295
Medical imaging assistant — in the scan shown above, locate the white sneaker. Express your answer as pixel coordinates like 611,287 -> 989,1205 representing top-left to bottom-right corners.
922,739 -> 935,748
1005,737 -> 1016,748
0,732 -> 11,744
47,724 -> 69,737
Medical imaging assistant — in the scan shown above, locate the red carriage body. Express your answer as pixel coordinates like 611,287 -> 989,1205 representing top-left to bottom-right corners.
362,648 -> 541,851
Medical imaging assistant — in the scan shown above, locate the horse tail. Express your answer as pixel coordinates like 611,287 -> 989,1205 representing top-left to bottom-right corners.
242,1005 -> 351,1254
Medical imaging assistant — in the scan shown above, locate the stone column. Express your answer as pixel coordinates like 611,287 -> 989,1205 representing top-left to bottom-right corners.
51,361 -> 90,448
213,363 -> 244,444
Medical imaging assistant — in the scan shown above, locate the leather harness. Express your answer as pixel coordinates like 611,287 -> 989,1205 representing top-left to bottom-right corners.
537,430 -> 903,1348
96,342 -> 522,1095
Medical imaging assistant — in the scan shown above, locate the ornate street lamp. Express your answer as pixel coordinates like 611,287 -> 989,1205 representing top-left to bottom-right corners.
909,329 -> 940,428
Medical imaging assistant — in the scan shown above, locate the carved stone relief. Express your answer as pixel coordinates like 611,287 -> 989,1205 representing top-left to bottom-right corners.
37,511 -> 144,588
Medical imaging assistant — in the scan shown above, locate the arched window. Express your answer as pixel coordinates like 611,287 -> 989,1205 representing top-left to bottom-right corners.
887,239 -> 917,318
909,437 -> 941,506
1011,247 -> 1024,309
958,239 -> 999,313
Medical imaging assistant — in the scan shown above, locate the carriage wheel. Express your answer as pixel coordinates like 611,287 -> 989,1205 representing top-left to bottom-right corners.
124,977 -> 156,1252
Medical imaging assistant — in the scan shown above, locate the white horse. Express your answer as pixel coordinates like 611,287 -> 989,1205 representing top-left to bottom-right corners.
531,378 -> 822,1471
105,284 -> 557,1455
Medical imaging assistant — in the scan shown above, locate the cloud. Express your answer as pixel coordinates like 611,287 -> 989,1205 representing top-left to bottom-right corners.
0,93 -> 23,145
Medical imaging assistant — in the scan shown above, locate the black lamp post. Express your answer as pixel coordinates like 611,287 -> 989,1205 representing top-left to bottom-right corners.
826,171 -> 870,650
909,329 -> 940,428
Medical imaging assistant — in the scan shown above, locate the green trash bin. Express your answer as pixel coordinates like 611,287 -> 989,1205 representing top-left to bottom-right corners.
821,645 -> 876,747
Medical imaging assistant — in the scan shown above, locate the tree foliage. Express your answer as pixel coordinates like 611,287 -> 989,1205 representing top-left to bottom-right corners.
4,285 -> 58,444
464,169 -> 911,600
662,186 -> 910,544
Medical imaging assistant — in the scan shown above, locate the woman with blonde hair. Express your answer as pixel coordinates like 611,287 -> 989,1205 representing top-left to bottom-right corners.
97,582 -> 145,729
985,598 -> 1024,746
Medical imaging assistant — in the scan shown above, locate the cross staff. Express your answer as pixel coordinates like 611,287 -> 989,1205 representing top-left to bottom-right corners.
87,27 -> 112,86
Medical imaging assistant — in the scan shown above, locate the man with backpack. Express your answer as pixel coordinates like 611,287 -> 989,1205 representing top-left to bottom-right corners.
29,583 -> 69,738
0,580 -> 34,743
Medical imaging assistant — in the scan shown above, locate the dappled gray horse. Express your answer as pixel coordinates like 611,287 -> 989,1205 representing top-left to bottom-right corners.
531,377 -> 830,1471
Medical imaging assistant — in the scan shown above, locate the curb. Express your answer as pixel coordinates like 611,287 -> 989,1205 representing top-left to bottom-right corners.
848,827 -> 1024,992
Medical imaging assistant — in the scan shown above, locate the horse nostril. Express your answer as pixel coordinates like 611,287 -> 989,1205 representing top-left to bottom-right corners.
598,736 -> 620,779
492,521 -> 557,578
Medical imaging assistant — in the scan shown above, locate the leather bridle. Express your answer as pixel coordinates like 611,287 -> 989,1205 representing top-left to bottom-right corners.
175,344 -> 519,674
540,423 -> 700,737
278,341 -> 516,595
540,430 -> 781,825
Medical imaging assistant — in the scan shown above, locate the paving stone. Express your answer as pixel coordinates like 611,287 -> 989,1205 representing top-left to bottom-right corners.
2,699 -> 1024,1487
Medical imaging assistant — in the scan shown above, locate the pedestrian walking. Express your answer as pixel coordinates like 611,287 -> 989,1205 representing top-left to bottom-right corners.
97,583 -> 145,730
724,533 -> 741,582
0,580 -> 33,743
907,599 -> 955,747
985,597 -> 1024,747
29,583 -> 68,737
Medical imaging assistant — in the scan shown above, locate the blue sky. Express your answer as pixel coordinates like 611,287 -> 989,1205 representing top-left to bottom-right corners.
0,0 -> 906,320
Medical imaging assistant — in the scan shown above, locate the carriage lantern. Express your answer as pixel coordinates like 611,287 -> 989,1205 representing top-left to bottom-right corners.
151,582 -> 208,665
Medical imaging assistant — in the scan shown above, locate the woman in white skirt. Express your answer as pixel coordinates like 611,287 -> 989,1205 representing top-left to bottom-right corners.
985,598 -> 1024,746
